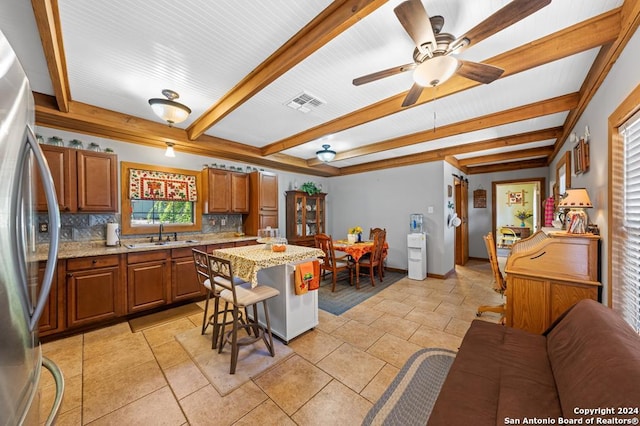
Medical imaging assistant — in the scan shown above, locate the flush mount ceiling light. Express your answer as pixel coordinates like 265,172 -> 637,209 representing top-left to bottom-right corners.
413,55 -> 459,87
148,89 -> 191,126
164,142 -> 176,158
316,144 -> 336,162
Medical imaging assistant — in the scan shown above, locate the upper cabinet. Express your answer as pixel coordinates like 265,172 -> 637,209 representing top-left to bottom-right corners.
285,190 -> 326,247
201,168 -> 249,214
36,145 -> 117,212
244,171 -> 278,235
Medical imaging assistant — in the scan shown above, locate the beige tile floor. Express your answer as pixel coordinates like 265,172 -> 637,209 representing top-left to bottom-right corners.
38,260 -> 503,425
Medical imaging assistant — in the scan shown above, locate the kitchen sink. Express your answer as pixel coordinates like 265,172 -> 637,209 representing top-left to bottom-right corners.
124,240 -> 200,249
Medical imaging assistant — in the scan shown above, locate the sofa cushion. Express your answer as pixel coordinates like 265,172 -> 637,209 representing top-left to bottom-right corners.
546,299 -> 640,419
428,320 -> 561,425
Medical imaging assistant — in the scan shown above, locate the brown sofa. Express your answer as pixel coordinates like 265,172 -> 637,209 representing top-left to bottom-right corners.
427,299 -> 640,425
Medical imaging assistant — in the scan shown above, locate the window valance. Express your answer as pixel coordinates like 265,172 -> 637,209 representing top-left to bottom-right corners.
129,168 -> 197,201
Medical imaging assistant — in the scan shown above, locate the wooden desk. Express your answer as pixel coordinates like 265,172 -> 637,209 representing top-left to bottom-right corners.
503,226 -> 531,239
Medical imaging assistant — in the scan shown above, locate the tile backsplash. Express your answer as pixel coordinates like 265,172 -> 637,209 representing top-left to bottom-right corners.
37,213 -> 244,243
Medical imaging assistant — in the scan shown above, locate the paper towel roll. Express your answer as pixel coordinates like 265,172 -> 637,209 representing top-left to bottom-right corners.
106,223 -> 120,246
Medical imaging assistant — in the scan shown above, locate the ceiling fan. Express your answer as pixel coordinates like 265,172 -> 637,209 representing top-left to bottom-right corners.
353,0 -> 551,107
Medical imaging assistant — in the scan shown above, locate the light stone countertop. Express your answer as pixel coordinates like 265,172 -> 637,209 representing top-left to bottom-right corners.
36,233 -> 259,261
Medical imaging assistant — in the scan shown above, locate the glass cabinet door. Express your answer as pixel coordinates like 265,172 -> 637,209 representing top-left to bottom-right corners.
306,196 -> 317,236
295,195 -> 303,237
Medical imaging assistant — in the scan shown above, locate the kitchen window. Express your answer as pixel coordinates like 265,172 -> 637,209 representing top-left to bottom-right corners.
121,161 -> 202,235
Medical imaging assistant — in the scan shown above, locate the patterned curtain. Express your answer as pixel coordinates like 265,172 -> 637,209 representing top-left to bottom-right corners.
129,168 -> 197,201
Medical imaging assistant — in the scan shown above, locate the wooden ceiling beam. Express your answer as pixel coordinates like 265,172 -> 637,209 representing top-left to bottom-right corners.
458,146 -> 553,167
466,158 -> 548,174
30,0 -> 71,112
550,0 -> 640,162
338,127 -> 562,175
186,0 -> 388,140
261,9 -> 621,156
34,93 -> 339,176
309,93 -> 578,165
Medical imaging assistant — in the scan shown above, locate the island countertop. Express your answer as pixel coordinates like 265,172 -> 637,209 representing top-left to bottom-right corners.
36,233 -> 259,261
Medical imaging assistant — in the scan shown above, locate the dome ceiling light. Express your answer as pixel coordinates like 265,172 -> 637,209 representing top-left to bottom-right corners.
316,144 -> 336,162
148,89 -> 191,126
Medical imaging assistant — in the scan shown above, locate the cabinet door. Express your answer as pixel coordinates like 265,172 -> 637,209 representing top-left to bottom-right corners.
259,172 -> 278,210
67,266 -> 120,328
35,145 -> 76,212
206,169 -> 231,213
231,173 -> 249,213
37,260 -> 65,336
171,256 -> 205,302
260,211 -> 279,230
127,260 -> 170,313
77,150 -> 117,212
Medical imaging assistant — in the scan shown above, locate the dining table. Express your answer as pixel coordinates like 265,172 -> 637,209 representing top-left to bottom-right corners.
332,239 -> 389,287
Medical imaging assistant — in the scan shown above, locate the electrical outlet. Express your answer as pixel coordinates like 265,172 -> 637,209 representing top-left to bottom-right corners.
221,218 -> 226,226
427,206 -> 434,214
39,223 -> 48,233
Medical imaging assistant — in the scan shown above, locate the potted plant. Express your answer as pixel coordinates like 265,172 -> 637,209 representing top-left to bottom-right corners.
515,209 -> 533,227
300,182 -> 320,196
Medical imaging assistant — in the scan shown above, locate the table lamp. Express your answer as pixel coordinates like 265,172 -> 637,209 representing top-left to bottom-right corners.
558,188 -> 593,233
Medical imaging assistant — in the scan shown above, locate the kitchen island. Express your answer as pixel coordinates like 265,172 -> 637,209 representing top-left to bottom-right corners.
212,244 -> 324,343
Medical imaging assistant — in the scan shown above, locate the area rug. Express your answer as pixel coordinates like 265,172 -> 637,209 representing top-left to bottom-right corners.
128,303 -> 203,333
318,270 -> 405,315
362,348 -> 456,426
175,327 -> 294,396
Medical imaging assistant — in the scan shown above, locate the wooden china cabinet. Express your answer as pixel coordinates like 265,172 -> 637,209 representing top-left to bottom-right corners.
285,190 -> 326,247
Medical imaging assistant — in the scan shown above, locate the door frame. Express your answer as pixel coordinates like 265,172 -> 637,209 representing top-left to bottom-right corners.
492,177 -> 546,243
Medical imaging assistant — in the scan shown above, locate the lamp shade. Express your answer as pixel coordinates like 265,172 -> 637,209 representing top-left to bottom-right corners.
148,89 -> 191,125
413,56 -> 459,87
559,188 -> 593,208
316,144 -> 336,162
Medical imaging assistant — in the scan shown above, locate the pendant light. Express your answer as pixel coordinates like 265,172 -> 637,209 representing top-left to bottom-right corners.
148,89 -> 191,126
316,144 -> 336,162
164,142 -> 176,157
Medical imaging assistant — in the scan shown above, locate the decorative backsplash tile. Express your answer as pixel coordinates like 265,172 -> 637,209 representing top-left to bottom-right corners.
37,213 -> 242,243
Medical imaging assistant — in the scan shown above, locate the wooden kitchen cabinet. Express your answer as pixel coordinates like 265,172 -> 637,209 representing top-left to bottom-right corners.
37,259 -> 66,337
285,190 -> 326,247
202,168 -> 249,214
35,145 -> 117,212
244,171 -> 278,236
127,250 -> 170,313
170,246 -> 207,302
66,254 -> 124,328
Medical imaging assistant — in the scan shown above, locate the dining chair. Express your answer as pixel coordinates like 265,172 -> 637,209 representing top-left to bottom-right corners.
498,227 -> 520,248
314,233 -> 353,292
476,232 -> 506,324
208,254 -> 280,375
368,227 -> 385,240
368,227 -> 387,277
192,249 -> 250,349
356,229 -> 386,289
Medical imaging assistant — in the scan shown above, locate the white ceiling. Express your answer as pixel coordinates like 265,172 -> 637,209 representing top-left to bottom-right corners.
0,0 -> 627,174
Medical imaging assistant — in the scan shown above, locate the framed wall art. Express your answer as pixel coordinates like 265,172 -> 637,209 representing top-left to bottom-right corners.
473,189 -> 487,208
507,190 -> 524,206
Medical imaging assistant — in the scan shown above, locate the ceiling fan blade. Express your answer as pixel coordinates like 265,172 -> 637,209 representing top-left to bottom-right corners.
456,60 -> 504,84
402,83 -> 424,107
353,63 -> 416,86
450,0 -> 551,54
394,0 -> 437,53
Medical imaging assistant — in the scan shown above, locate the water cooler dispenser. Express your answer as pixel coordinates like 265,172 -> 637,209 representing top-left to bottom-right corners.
407,214 -> 427,280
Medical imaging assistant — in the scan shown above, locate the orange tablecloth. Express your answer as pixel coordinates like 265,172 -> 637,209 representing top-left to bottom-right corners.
333,240 -> 387,262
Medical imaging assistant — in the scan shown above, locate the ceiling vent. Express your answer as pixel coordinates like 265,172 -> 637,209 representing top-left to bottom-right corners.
285,91 -> 325,113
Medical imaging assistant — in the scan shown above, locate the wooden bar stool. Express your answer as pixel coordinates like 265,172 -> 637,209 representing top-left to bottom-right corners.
207,255 -> 280,374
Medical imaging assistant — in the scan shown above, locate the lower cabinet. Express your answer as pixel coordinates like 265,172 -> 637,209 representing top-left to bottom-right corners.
66,255 -> 123,329
127,250 -> 170,313
171,246 -> 207,302
38,259 -> 65,337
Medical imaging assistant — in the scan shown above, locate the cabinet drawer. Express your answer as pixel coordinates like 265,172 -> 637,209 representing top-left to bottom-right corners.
207,243 -> 235,253
172,245 -> 206,259
128,250 -> 169,264
67,254 -> 120,271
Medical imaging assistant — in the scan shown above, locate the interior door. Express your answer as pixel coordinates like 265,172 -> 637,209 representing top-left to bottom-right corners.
455,178 -> 469,265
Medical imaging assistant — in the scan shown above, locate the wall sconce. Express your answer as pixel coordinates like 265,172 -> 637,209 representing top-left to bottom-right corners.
164,142 -> 176,158
316,144 -> 336,162
558,188 -> 592,233
148,89 -> 191,126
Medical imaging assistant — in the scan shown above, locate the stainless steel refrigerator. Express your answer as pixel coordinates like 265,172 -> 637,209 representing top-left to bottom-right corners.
0,30 -> 64,425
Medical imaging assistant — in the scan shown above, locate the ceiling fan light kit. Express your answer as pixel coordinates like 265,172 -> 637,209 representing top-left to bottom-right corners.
316,144 -> 336,162
148,89 -> 191,126
413,55 -> 459,87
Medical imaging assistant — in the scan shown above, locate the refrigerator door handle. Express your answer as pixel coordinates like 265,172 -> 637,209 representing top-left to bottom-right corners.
25,127 -> 61,331
41,356 -> 65,426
